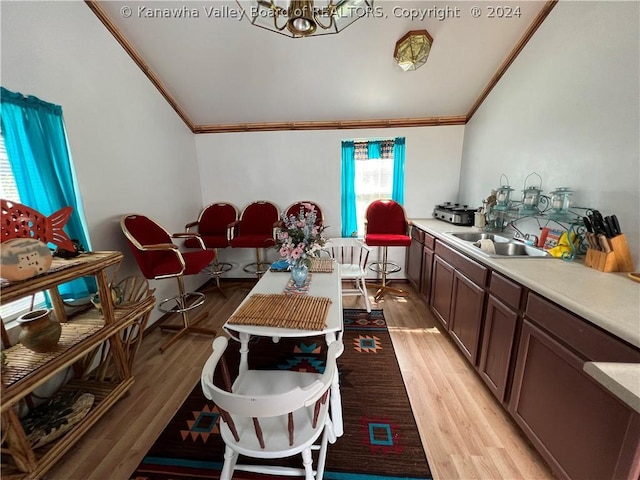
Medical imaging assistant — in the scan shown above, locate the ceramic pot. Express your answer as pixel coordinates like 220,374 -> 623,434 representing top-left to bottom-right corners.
17,309 -> 61,353
291,263 -> 309,287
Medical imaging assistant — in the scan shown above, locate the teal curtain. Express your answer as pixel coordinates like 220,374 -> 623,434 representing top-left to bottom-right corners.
367,140 -> 381,159
392,137 -> 406,205
1,86 -> 95,299
340,141 -> 357,237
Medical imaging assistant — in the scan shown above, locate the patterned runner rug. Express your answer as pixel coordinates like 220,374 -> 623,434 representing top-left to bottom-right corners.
130,308 -> 432,480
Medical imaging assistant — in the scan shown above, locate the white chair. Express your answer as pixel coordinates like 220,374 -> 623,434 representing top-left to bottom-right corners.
325,237 -> 372,312
201,336 -> 342,480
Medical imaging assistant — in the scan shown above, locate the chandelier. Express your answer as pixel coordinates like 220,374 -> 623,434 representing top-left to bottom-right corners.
237,0 -> 374,38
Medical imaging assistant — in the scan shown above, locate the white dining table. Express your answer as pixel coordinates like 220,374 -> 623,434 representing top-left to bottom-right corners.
223,265 -> 345,437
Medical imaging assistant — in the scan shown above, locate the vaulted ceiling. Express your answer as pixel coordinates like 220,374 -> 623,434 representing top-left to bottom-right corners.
88,0 -> 556,132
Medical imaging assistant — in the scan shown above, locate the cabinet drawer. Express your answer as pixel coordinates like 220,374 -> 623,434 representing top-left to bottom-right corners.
424,232 -> 435,250
435,240 -> 488,286
490,272 -> 523,310
525,293 -> 640,362
410,227 -> 425,243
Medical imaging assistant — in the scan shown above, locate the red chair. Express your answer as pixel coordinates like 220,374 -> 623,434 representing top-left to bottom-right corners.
185,202 -> 238,296
283,201 -> 324,227
364,199 -> 411,301
121,214 -> 217,353
228,201 -> 279,277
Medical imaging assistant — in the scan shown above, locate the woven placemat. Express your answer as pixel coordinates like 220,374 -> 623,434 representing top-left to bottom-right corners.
227,293 -> 331,330
309,257 -> 334,273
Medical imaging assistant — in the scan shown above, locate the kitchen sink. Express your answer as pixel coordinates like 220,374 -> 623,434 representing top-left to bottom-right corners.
477,241 -> 552,258
444,231 -> 553,258
448,232 -> 510,243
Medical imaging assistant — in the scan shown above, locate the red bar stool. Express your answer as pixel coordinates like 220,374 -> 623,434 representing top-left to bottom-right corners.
228,201 -> 279,278
184,202 -> 238,296
364,199 -> 412,301
121,214 -> 217,353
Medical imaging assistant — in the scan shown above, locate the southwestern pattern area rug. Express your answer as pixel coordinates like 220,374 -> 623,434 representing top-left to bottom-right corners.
130,309 -> 432,480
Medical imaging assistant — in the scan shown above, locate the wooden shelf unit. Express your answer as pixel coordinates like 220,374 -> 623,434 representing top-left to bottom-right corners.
1,252 -> 156,479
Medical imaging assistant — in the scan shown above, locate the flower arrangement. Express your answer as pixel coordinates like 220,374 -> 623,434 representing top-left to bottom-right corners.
275,203 -> 326,268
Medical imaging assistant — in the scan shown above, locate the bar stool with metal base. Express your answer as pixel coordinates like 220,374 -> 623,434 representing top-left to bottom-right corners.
364,199 -> 412,301
121,214 -> 217,353
184,202 -> 238,297
229,201 -> 279,278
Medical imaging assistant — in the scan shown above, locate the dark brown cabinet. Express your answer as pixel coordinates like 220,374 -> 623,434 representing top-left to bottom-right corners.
430,240 -> 488,364
478,295 -> 518,402
509,294 -> 640,480
406,227 -> 424,292
409,227 -> 640,480
449,270 -> 485,364
420,239 -> 434,301
478,272 -> 523,403
430,255 -> 455,329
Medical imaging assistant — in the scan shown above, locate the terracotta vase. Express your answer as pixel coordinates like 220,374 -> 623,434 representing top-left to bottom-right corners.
17,309 -> 61,353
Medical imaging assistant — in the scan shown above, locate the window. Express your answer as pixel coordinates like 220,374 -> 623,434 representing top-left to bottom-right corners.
1,86 -> 95,305
0,133 -> 47,321
341,138 -> 405,237
354,151 -> 394,237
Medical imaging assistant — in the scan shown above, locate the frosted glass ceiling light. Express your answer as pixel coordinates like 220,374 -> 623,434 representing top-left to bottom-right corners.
394,30 -> 434,72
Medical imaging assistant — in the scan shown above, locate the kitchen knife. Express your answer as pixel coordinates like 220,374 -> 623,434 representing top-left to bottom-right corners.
582,216 -> 593,233
593,211 -> 612,237
586,232 -> 599,250
604,216 -> 618,237
611,214 -> 622,235
597,234 -> 611,253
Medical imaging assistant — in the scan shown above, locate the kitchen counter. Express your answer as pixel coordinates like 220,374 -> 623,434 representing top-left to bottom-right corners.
583,362 -> 640,413
409,218 -> 640,350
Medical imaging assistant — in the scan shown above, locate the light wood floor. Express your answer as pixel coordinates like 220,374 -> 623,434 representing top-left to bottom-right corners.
43,280 -> 556,480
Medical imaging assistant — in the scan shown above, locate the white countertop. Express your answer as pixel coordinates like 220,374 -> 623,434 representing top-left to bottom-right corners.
410,218 -> 640,349
583,362 -> 640,413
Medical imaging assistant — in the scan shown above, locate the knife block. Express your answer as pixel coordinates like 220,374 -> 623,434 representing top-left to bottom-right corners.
584,234 -> 633,273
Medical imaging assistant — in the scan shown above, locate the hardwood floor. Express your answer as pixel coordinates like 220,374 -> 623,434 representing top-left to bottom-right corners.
42,280 -> 556,480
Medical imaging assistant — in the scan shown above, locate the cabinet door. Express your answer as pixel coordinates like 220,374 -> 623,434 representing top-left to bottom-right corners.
420,246 -> 434,302
406,237 -> 423,291
449,270 -> 485,364
509,320 -> 640,480
478,295 -> 518,402
430,255 -> 454,329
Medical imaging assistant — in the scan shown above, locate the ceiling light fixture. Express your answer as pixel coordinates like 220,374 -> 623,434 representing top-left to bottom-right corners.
394,30 -> 434,71
237,0 -> 374,38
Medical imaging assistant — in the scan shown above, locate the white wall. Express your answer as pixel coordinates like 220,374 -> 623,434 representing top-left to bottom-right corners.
195,126 -> 465,277
1,1 -> 205,325
458,1 -> 640,267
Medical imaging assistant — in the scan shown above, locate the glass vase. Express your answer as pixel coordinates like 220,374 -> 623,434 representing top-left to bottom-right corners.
291,263 -> 309,287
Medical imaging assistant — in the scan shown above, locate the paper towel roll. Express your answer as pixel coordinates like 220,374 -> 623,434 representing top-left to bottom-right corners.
477,239 -> 496,254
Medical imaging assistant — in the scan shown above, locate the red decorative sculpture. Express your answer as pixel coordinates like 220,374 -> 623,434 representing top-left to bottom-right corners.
1,199 -> 75,252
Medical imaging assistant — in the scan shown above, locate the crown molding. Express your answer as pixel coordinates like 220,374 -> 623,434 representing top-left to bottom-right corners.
193,116 -> 468,134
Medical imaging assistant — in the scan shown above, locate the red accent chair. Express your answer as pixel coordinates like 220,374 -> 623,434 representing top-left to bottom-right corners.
228,201 -> 279,277
121,214 -> 217,353
364,199 -> 412,301
185,202 -> 238,296
283,201 -> 324,228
